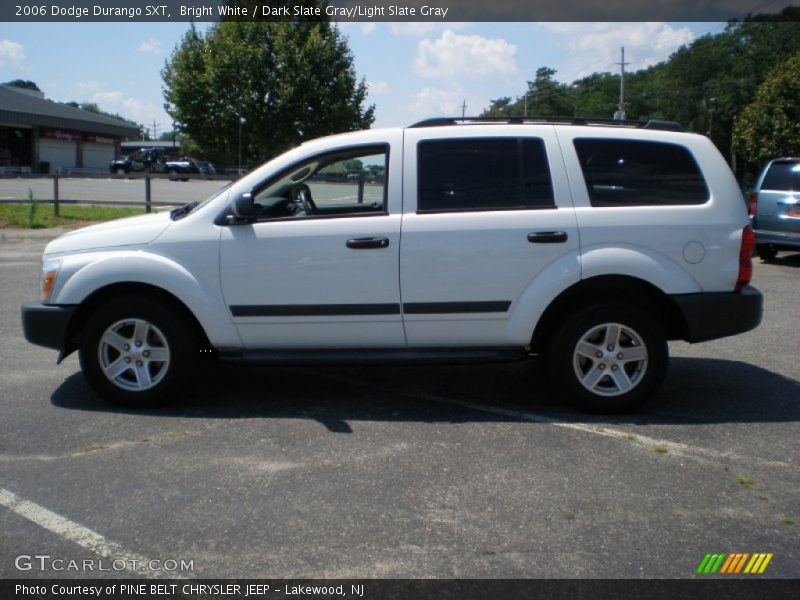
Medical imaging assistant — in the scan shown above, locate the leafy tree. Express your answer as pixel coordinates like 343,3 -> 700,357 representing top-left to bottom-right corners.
733,52 -> 800,167
483,68 -> 573,118
479,6 -> 800,181
483,96 -> 514,117
63,101 -> 143,131
2,79 -> 40,91
523,67 -> 574,116
162,19 -> 374,166
342,158 -> 363,171
571,72 -> 619,118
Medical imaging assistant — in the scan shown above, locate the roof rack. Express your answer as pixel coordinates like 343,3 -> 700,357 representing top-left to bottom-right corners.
408,116 -> 683,132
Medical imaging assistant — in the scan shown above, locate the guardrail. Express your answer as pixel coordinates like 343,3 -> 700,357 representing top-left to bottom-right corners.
0,172 -> 234,215
0,166 -> 32,176
55,167 -> 111,177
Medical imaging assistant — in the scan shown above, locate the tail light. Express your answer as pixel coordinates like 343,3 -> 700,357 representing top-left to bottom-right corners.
749,191 -> 758,217
736,225 -> 755,291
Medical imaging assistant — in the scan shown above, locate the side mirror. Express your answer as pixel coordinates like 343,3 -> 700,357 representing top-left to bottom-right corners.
232,191 -> 255,218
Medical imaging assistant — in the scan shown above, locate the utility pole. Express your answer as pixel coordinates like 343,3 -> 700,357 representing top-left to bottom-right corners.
615,46 -> 630,120
238,116 -> 245,174
150,119 -> 160,140
460,99 -> 467,119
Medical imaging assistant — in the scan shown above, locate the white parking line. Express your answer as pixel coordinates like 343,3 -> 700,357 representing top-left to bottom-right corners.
0,488 -> 173,578
300,370 -> 794,470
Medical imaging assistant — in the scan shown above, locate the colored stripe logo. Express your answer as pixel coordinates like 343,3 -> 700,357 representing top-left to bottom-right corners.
696,552 -> 773,574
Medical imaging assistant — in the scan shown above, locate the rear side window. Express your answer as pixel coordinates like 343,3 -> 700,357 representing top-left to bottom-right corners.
574,139 -> 709,207
761,161 -> 800,191
418,138 -> 554,212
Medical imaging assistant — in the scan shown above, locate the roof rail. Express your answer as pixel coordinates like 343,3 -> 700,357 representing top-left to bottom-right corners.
408,116 -> 683,132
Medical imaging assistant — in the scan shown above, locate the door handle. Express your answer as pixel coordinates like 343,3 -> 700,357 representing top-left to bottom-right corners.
346,237 -> 390,249
527,231 -> 568,244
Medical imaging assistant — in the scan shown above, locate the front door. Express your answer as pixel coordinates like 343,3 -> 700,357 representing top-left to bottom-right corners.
220,138 -> 405,349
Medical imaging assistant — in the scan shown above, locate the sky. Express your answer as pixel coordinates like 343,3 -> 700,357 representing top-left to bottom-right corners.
0,21 -> 726,135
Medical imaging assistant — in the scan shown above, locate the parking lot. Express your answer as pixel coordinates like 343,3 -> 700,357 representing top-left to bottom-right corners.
0,233 -> 798,579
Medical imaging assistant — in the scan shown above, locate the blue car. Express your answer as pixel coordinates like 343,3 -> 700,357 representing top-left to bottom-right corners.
751,157 -> 800,260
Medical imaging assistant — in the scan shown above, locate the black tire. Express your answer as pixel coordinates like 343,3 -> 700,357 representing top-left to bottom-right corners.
79,296 -> 195,408
756,243 -> 778,261
168,169 -> 178,181
546,303 -> 668,413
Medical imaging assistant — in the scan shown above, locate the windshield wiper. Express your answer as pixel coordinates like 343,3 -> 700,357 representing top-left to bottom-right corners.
169,201 -> 198,220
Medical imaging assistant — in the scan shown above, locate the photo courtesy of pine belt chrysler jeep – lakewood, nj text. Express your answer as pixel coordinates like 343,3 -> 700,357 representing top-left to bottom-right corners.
21,117 -> 764,413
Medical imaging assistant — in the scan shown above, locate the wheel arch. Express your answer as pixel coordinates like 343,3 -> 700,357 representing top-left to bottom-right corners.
61,282 -> 213,363
529,274 -> 689,354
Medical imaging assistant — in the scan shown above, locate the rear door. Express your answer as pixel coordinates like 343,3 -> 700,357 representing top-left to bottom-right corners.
400,126 -> 579,347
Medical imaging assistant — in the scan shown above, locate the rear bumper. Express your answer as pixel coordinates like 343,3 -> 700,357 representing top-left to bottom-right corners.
755,228 -> 800,249
670,286 -> 763,343
20,301 -> 77,351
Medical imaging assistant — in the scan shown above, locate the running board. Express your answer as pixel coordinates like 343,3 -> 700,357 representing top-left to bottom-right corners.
217,347 -> 528,366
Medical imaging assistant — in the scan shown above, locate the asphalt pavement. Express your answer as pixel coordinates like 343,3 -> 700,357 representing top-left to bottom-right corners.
0,231 -> 798,579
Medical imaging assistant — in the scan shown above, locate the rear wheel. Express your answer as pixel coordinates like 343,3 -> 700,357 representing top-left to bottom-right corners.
79,297 -> 194,408
756,243 -> 778,261
546,303 -> 668,413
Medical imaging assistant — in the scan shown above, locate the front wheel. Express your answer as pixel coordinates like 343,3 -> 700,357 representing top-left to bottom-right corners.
79,297 -> 194,408
546,303 -> 668,413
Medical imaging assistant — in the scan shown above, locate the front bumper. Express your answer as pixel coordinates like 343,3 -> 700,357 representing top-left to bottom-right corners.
21,301 -> 77,351
670,285 -> 763,343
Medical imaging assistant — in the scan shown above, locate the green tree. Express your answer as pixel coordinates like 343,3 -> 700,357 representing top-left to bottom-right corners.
62,100 -> 143,133
342,158 -> 363,171
733,52 -> 800,167
524,67 -> 574,116
483,96 -> 514,117
478,6 -> 800,180
2,79 -> 40,91
162,20 -> 374,167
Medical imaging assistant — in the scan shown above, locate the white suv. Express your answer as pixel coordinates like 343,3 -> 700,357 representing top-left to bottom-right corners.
21,118 -> 763,413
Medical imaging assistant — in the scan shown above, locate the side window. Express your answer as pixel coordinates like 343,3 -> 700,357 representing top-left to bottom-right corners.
253,145 -> 387,220
574,139 -> 708,207
417,138 -> 554,212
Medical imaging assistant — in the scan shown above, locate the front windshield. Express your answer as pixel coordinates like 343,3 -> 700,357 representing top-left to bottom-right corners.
194,181 -> 232,211
170,181 -> 233,220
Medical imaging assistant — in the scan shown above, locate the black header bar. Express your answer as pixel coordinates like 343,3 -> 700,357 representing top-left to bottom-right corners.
3,1 -> 799,22
3,579 -> 800,600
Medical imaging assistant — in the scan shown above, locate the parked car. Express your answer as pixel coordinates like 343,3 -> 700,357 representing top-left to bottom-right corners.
22,117 -> 762,413
750,157 -> 800,260
109,148 -> 169,175
166,157 -> 216,181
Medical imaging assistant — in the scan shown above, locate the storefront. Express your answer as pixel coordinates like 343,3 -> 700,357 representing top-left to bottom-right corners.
0,84 -> 139,173
0,125 -> 32,171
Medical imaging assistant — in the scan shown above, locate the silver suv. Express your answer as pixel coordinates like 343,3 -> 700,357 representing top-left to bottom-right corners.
751,157 -> 800,260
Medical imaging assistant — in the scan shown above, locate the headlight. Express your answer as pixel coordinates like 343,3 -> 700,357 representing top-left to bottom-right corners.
40,259 -> 61,302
